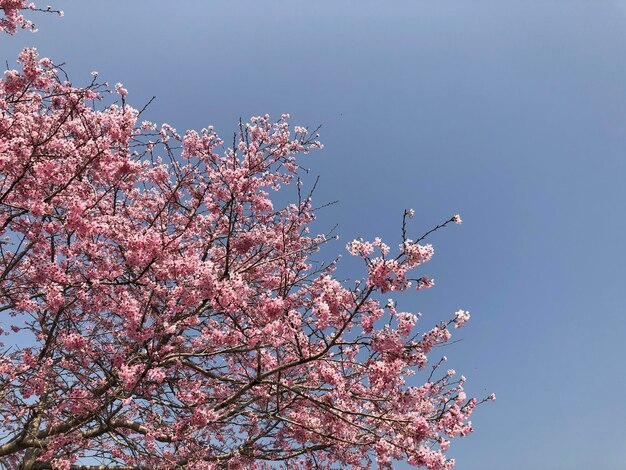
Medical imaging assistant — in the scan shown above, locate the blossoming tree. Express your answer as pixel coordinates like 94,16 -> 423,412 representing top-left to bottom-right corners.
0,4 -> 492,469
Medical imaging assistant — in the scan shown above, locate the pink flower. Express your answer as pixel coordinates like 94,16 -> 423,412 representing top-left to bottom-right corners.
146,367 -> 166,383
454,310 -> 471,328
115,82 -> 128,96
61,333 -> 87,351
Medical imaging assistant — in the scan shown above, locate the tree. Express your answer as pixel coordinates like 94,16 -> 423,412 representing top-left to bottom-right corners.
0,5 -> 492,470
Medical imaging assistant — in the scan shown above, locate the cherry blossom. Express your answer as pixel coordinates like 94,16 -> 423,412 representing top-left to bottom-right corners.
0,34 -> 491,470
454,310 -> 471,329
0,1 -> 62,34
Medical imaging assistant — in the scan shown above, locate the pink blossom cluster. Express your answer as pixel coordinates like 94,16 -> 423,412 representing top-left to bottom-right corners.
0,47 -> 490,469
454,310 -> 471,328
347,237 -> 435,294
0,1 -> 62,34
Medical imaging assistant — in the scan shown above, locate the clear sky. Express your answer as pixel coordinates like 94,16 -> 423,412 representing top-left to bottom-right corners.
2,1 -> 626,469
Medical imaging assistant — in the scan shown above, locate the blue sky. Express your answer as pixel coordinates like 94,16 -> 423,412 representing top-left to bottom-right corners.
3,1 -> 626,468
